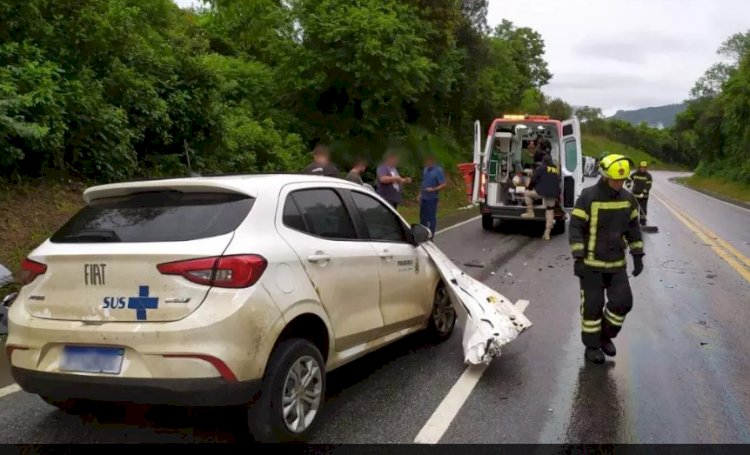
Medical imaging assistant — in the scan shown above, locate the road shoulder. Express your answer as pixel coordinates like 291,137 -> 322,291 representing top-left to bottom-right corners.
672,176 -> 750,211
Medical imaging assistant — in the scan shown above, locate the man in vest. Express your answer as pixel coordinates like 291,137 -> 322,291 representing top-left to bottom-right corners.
521,154 -> 561,240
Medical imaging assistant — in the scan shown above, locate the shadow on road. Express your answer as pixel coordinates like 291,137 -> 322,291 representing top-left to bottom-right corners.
565,360 -> 628,443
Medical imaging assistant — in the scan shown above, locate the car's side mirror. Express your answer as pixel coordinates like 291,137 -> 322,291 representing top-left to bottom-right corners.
410,224 -> 432,245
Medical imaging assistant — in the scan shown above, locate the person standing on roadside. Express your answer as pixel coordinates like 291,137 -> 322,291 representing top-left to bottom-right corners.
345,157 -> 367,185
419,154 -> 447,234
376,151 -> 411,209
302,143 -> 340,177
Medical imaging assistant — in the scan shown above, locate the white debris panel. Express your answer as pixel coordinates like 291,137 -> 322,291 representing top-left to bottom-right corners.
422,242 -> 532,365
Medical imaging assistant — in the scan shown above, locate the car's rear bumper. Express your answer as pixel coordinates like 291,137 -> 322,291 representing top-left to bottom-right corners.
11,366 -> 261,406
480,204 -> 565,220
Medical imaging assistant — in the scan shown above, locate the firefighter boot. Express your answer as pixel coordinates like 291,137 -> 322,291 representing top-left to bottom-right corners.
600,337 -> 617,357
585,347 -> 605,364
542,208 -> 554,240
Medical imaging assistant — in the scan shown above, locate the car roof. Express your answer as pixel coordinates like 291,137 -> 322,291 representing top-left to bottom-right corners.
83,174 -> 363,203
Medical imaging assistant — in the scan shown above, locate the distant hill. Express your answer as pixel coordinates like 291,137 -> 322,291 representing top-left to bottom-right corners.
610,103 -> 687,129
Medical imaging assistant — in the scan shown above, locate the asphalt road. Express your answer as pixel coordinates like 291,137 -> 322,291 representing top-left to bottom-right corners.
1,171 -> 749,443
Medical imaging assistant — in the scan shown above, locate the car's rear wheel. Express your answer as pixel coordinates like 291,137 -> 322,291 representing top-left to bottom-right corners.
482,214 -> 495,231
426,282 -> 456,342
247,339 -> 325,442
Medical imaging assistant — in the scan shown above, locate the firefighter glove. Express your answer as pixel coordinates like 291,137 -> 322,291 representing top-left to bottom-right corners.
574,259 -> 586,278
632,255 -> 644,277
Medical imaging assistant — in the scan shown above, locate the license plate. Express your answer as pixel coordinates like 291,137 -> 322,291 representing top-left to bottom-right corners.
60,346 -> 124,374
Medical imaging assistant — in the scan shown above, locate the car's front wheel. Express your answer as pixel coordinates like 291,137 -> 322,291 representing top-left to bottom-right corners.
426,282 -> 456,342
248,339 -> 325,442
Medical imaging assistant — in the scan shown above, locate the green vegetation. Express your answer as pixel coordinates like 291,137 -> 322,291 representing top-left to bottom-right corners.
677,175 -> 750,204
582,135 -> 682,171
0,0 -> 562,182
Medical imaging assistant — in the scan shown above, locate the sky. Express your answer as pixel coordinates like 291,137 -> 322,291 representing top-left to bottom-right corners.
174,0 -> 750,115
488,0 -> 750,114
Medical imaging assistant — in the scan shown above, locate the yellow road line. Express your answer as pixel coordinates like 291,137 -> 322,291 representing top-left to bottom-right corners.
653,193 -> 750,284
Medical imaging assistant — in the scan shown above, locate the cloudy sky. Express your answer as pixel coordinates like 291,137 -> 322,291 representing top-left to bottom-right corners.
175,0 -> 750,114
489,0 -> 750,114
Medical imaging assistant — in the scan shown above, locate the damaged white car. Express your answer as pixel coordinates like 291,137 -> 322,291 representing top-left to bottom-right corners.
6,174 -> 529,441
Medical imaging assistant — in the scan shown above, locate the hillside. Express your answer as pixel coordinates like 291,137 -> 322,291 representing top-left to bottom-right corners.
611,103 -> 687,128
582,135 -> 682,170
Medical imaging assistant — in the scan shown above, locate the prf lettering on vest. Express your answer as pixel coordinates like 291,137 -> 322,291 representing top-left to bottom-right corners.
547,166 -> 560,174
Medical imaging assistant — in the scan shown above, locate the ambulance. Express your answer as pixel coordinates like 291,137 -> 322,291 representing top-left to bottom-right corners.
471,115 -> 584,233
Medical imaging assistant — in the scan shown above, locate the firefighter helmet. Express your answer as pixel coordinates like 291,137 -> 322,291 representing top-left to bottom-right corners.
639,161 -> 648,168
599,154 -> 632,180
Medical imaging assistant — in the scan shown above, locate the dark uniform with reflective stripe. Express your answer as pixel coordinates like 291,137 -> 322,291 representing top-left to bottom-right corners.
569,178 -> 644,348
629,170 -> 653,225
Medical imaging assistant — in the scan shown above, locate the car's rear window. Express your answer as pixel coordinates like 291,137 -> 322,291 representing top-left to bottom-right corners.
51,191 -> 254,243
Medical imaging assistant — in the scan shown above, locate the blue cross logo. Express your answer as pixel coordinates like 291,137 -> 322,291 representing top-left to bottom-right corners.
128,286 -> 159,321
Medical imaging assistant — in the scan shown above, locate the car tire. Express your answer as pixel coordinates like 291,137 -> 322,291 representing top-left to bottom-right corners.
552,218 -> 566,235
247,339 -> 326,442
482,214 -> 495,231
426,282 -> 456,342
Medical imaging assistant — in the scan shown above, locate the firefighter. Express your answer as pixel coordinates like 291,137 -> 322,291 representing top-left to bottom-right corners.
521,153 -> 561,240
569,154 -> 645,364
628,161 -> 653,226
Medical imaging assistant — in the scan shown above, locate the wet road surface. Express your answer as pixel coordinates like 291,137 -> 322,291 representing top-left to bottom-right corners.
1,171 -> 749,443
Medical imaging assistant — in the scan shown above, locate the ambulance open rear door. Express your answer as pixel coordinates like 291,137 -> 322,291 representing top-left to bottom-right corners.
471,120 -> 486,204
561,117 -> 583,208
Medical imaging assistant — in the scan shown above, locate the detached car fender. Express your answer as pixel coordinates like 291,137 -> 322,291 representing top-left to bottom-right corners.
421,242 -> 532,365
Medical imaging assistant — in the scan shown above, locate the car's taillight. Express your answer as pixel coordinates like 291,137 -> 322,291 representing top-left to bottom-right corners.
19,259 -> 47,285
157,255 -> 267,289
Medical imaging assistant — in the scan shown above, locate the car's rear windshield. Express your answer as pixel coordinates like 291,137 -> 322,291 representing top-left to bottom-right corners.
51,191 -> 254,243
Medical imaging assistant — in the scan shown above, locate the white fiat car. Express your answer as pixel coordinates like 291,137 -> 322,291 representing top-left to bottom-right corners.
6,174 -> 456,441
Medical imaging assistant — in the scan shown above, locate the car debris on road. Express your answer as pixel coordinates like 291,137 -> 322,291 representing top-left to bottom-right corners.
422,242 -> 532,365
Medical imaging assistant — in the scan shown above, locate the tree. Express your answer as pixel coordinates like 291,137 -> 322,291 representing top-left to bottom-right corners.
494,19 -> 552,88
544,98 -> 573,120
690,63 -> 735,99
575,106 -> 603,123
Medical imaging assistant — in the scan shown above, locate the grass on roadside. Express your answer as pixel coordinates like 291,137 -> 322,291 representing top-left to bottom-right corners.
0,180 -> 85,275
677,175 -> 750,203
582,135 -> 684,171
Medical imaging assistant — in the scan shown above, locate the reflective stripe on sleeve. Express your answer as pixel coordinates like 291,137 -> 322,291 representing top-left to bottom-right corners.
629,241 -> 644,250
572,208 -> 589,221
630,209 -> 639,220
571,243 -> 585,252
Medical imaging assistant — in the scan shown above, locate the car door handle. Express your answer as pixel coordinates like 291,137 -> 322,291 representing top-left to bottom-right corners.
379,250 -> 393,260
307,253 -> 331,264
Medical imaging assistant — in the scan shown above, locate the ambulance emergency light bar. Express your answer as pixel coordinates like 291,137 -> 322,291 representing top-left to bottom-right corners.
502,114 -> 551,121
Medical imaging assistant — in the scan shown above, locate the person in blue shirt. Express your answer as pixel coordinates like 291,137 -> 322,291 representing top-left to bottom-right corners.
419,154 -> 447,234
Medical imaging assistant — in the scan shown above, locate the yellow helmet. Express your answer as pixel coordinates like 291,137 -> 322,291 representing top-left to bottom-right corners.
639,161 -> 648,168
599,154 -> 632,180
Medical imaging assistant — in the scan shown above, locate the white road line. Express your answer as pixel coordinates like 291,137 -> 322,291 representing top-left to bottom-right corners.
414,300 -> 531,446
414,364 -> 488,444
435,215 -> 481,236
0,383 -> 21,399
